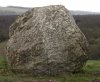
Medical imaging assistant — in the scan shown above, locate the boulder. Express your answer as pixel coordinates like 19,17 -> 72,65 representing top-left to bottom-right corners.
7,5 -> 88,75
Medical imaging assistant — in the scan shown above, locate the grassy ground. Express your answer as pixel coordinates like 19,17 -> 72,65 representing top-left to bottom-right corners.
0,55 -> 99,82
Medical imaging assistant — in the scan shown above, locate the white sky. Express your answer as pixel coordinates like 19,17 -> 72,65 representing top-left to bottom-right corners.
0,0 -> 100,12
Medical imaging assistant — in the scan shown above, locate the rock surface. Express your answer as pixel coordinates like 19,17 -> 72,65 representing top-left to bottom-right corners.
7,5 -> 88,75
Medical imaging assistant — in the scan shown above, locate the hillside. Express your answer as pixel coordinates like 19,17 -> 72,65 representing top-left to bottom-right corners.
0,6 -> 30,15
74,15 -> 100,59
0,6 -> 100,16
70,10 -> 100,15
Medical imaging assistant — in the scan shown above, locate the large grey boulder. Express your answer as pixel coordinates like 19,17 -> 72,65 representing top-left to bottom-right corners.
7,5 -> 88,75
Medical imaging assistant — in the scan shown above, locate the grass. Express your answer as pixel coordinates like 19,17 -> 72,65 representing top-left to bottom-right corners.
0,55 -> 7,69
67,60 -> 100,82
83,60 -> 100,73
0,55 -> 99,82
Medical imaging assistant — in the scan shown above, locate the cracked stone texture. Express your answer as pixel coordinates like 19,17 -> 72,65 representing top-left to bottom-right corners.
7,5 -> 88,75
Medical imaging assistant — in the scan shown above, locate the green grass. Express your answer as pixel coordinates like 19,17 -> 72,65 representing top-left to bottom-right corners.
0,55 -> 99,82
0,55 -> 7,69
66,60 -> 100,82
83,60 -> 100,73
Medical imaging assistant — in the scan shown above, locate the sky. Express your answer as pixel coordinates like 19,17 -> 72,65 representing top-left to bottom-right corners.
0,0 -> 100,12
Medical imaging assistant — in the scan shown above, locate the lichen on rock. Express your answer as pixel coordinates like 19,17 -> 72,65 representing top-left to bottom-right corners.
6,5 -> 88,75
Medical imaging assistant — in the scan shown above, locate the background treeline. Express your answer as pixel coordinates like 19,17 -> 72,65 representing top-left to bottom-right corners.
0,15 -> 17,42
0,15 -> 100,60
74,15 -> 100,60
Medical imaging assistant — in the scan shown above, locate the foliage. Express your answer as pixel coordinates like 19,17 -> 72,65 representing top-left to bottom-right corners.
0,41 -> 6,55
0,15 -> 17,42
74,15 -> 100,60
